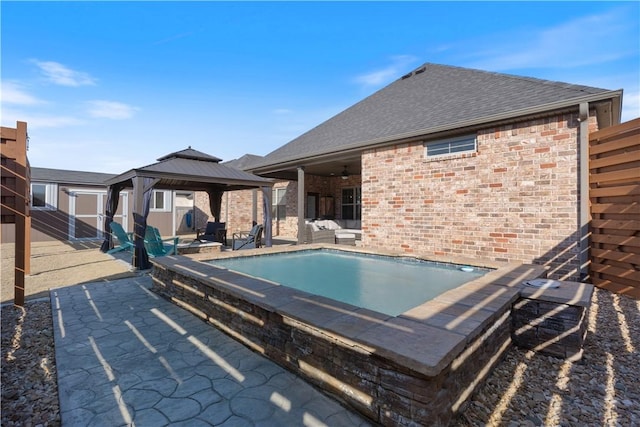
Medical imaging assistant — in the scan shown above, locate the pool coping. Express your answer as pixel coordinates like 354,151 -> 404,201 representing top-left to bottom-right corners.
150,244 -> 548,377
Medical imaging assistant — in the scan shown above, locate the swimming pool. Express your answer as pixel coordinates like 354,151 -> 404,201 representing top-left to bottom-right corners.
208,249 -> 487,316
150,246 -> 548,425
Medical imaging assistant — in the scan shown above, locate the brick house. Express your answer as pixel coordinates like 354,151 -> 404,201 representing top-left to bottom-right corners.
198,63 -> 623,280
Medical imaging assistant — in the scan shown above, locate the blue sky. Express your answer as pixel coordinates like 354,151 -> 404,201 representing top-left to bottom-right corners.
2,1 -> 639,173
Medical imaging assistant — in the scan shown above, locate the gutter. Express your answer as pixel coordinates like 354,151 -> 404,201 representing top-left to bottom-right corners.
249,90 -> 623,174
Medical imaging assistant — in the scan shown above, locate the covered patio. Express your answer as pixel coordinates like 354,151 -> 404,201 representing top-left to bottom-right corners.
100,147 -> 273,269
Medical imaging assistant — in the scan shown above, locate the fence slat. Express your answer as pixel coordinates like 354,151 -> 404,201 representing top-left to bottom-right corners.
590,184 -> 640,198
590,132 -> 640,155
591,233 -> 640,247
591,219 -> 640,230
590,150 -> 640,169
590,262 -> 640,282
590,202 -> 640,215
589,167 -> 640,184
591,276 -> 640,299
590,117 -> 640,142
590,248 -> 640,266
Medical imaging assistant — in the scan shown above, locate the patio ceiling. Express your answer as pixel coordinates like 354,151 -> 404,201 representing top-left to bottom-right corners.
253,153 -> 362,180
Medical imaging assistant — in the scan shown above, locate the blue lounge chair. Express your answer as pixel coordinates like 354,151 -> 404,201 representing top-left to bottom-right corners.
144,226 -> 179,257
107,222 -> 135,254
232,223 -> 263,250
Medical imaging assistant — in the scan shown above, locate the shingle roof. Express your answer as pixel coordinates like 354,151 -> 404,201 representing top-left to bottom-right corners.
105,148 -> 272,190
223,154 -> 264,170
31,167 -> 116,186
250,63 -> 619,171
157,147 -> 222,163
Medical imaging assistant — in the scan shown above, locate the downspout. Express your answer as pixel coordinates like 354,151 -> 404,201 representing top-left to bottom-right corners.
578,102 -> 590,281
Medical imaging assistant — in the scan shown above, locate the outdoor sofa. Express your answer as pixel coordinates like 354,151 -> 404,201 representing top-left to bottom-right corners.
304,219 -> 361,244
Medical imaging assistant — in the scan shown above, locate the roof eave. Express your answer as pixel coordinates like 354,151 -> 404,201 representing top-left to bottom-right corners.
249,90 -> 624,174
104,168 -> 273,189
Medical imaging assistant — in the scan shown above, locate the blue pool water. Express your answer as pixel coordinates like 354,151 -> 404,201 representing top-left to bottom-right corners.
209,250 -> 487,316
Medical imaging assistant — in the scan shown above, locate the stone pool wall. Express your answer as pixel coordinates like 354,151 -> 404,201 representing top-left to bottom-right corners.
149,253 -> 551,426
511,282 -> 593,360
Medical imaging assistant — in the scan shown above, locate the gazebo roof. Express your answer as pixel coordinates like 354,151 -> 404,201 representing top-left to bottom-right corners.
104,147 -> 272,191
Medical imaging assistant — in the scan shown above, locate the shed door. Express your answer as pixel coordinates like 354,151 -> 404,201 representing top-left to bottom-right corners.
69,191 -> 128,240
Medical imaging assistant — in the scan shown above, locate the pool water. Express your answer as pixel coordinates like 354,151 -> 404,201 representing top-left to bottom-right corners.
209,250 -> 486,316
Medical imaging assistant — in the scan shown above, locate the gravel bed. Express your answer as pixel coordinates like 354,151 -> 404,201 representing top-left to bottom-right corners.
1,300 -> 60,427
1,287 -> 638,426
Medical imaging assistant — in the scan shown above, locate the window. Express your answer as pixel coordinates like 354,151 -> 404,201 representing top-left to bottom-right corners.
425,134 -> 476,158
30,183 -> 58,210
341,187 -> 361,220
151,190 -> 171,212
272,187 -> 287,220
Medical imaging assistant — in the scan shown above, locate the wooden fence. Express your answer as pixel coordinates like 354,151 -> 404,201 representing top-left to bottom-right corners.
1,121 -> 31,306
589,117 -> 640,299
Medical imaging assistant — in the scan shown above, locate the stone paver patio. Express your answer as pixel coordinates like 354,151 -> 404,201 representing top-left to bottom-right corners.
51,276 -> 371,426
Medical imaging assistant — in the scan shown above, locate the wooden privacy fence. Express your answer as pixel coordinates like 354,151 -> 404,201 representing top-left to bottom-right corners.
1,121 -> 31,306
589,117 -> 640,299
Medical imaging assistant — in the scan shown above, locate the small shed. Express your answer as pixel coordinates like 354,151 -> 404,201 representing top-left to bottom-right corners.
102,147 -> 273,269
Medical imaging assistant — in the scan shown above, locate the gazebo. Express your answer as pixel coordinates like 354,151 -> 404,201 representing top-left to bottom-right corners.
100,147 -> 274,269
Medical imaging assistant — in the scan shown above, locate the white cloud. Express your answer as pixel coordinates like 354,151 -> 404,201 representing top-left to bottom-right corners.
0,107 -> 84,129
353,55 -> 419,87
1,81 -> 46,105
32,60 -> 97,87
464,8 -> 638,71
621,90 -> 640,122
86,100 -> 139,120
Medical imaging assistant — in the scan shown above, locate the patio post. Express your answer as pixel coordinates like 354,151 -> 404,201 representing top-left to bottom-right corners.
297,166 -> 305,245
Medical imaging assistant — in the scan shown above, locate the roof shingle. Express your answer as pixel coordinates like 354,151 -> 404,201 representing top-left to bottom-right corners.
250,63 -> 617,170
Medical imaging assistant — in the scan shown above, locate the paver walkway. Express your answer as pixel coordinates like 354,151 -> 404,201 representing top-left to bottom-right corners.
51,276 -> 371,426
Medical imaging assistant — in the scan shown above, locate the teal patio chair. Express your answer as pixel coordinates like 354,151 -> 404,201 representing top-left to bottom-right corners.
232,223 -> 263,250
107,222 -> 135,254
144,226 -> 179,258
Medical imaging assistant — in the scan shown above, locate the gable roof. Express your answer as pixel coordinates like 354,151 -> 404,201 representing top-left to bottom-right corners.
31,167 -> 116,186
105,147 -> 272,191
249,63 -> 622,173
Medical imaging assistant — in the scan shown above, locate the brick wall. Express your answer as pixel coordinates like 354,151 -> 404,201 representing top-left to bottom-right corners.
195,181 -> 299,237
363,112 -> 597,280
193,112 -> 598,279
202,175 -> 364,239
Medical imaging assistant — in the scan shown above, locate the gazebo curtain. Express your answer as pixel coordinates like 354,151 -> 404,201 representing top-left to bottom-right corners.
261,186 -> 272,247
207,188 -> 224,222
132,177 -> 155,270
100,183 -> 124,252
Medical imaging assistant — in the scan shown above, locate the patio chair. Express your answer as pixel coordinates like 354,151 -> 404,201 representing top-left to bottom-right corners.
107,222 -> 135,254
232,223 -> 263,250
196,221 -> 227,244
144,226 -> 179,258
